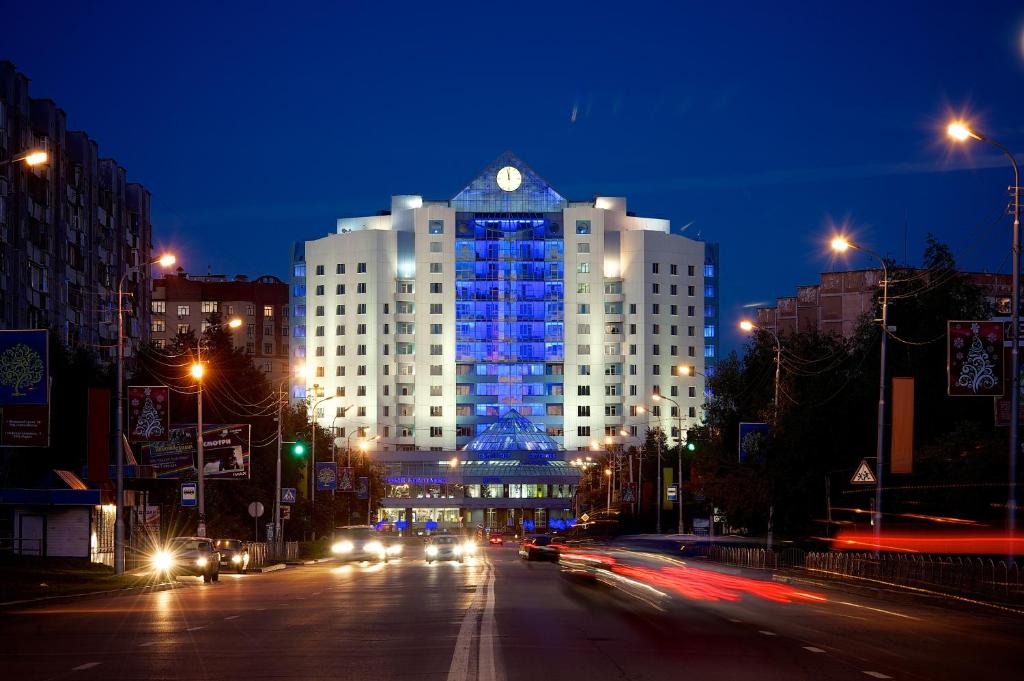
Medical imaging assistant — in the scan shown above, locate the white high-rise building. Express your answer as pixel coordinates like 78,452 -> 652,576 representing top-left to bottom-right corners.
291,152 -> 707,452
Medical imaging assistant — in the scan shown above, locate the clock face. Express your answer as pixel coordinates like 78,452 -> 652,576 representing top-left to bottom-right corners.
496,166 -> 522,192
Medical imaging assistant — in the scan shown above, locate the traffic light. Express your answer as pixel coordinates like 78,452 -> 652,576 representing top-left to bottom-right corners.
686,441 -> 697,452
291,441 -> 306,457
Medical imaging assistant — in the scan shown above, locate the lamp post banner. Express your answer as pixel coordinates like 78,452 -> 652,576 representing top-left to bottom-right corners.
316,462 -> 338,491
356,476 -> 369,500
947,321 -> 1003,396
338,466 -> 355,491
0,329 -> 49,406
127,386 -> 170,442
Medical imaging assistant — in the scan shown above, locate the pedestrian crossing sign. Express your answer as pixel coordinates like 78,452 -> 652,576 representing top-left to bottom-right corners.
851,460 -> 877,484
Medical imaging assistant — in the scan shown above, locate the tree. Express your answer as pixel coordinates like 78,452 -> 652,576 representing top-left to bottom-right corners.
0,343 -> 44,397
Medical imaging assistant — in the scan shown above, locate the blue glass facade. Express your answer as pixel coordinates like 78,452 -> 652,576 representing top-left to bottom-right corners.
455,216 -> 565,441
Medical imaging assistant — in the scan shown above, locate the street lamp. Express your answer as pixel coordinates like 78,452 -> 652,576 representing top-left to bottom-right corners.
831,236 -> 890,554
947,120 -> 1020,550
113,252 -> 176,574
308,391 -> 336,511
191,316 -> 243,538
739,320 -> 782,420
0,150 -> 48,167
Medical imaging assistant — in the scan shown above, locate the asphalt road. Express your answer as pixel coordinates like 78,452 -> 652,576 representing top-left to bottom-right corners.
2,545 -> 1022,680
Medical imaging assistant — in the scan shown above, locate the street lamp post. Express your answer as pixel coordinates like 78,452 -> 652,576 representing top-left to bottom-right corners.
652,393 -> 685,534
948,121 -> 1020,552
739,321 -> 782,420
830,237 -> 889,555
0,150 -> 48,168
191,316 -> 242,538
114,253 -> 175,574
308,393 -> 336,510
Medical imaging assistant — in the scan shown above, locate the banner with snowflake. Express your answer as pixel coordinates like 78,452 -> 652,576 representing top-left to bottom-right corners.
947,321 -> 1004,397
128,386 -> 170,442
0,329 -> 49,406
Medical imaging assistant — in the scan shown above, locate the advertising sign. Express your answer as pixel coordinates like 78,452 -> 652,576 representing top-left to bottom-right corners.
0,329 -> 49,405
0,404 -> 50,447
127,386 -> 170,442
738,422 -> 770,463
356,477 -> 369,500
948,321 -> 1004,396
142,424 -> 251,479
316,462 -> 338,491
181,482 -> 197,506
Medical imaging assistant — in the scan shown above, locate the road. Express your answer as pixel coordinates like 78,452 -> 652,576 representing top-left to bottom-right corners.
2,545 -> 1022,680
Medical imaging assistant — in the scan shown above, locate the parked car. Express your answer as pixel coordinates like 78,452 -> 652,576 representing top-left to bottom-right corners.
331,525 -> 393,562
214,538 -> 250,573
152,537 -> 221,582
425,535 -> 465,563
518,534 -> 557,561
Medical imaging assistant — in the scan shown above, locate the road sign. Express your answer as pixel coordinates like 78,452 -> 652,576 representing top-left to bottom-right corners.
181,482 -> 197,507
580,513 -> 590,523
666,484 -> 679,502
248,501 -> 265,518
851,460 -> 877,484
281,505 -> 291,520
622,482 -> 637,504
281,487 -> 297,503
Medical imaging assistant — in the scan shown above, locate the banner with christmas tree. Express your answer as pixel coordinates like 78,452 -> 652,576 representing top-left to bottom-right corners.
947,321 -> 1004,397
127,386 -> 170,442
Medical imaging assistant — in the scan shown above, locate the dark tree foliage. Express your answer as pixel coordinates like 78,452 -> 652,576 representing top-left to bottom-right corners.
690,237 -> 1003,540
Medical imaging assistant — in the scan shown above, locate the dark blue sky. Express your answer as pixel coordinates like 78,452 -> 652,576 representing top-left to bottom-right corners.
6,1 -> 1023,349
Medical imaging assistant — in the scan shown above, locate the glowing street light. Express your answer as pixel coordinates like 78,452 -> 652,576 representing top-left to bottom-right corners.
190,363 -> 205,380
157,253 -> 176,268
830,236 -> 851,253
227,317 -> 243,329
1,150 -> 48,167
946,117 -> 1020,552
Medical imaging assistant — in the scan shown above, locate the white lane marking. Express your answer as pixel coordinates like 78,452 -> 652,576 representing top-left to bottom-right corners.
759,630 -> 777,636
224,615 -> 240,620
479,564 -> 498,681
837,601 -> 919,621
186,626 -> 205,632
447,561 -> 495,681
803,646 -> 826,653
137,642 -> 157,648
728,618 -> 743,623
863,673 -> 892,679
255,607 -> 266,611
73,662 -> 101,670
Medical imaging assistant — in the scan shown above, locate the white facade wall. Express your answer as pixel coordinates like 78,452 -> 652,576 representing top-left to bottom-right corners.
302,187 -> 706,452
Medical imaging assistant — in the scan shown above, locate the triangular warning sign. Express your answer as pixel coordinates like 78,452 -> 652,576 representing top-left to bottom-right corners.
850,460 -> 877,484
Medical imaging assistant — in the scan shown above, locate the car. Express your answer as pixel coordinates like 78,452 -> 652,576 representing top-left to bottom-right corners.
331,525 -> 392,562
518,534 -> 556,561
152,537 -> 220,582
487,531 -> 504,546
425,535 -> 476,563
214,538 -> 250,573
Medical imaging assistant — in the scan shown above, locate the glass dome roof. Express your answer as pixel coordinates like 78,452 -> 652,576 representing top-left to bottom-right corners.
463,409 -> 562,452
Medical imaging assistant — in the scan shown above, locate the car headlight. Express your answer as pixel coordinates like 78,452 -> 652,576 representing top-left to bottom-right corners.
386,544 -> 402,556
152,551 -> 173,571
196,557 -> 208,567
231,554 -> 242,563
425,545 -> 439,557
332,541 -> 354,554
364,541 -> 384,554
462,541 -> 477,554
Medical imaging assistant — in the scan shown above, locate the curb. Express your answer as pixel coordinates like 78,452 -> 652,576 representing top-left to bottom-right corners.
252,563 -> 287,573
0,579 -> 188,609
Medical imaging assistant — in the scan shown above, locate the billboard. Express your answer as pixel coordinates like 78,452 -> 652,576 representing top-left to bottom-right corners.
0,404 -> 49,447
127,386 -> 170,442
948,321 -> 1003,396
143,424 -> 251,479
0,329 -> 49,405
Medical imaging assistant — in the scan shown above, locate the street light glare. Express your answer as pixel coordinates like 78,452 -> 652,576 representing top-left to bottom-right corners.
830,237 -> 851,252
359,440 -> 369,451
190,363 -> 204,380
651,393 -> 661,402
227,317 -> 243,329
23,151 -> 47,166
947,121 -> 974,142
739,320 -> 755,332
157,254 -> 176,267
678,365 -> 691,376
295,365 -> 309,378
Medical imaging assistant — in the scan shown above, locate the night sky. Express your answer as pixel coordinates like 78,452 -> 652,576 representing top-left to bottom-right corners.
5,1 -> 1023,350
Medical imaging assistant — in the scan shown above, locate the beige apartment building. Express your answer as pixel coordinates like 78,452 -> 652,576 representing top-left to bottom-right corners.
151,271 -> 289,385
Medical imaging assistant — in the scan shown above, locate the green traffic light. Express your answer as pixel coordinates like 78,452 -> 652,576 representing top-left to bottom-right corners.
687,442 -> 696,452
292,443 -> 306,456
